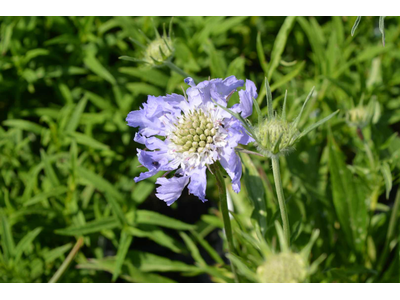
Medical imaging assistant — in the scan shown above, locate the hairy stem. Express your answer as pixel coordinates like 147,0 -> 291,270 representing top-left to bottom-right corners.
211,163 -> 239,283
271,156 -> 290,246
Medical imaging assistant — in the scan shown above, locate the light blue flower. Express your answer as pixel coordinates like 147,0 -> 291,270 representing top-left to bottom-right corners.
127,76 -> 257,205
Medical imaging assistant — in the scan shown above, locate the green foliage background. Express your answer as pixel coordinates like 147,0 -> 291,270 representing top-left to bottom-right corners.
0,16 -> 399,283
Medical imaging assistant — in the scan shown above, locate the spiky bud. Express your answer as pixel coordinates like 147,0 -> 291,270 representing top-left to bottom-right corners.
256,252 -> 307,283
254,118 -> 299,157
144,37 -> 174,66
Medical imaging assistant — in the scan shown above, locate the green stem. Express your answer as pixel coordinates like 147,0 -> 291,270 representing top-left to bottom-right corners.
211,163 -> 239,283
164,61 -> 199,83
49,237 -> 84,283
374,188 -> 400,280
271,156 -> 290,247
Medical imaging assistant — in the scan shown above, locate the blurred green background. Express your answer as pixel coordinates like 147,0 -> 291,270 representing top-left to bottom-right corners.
0,16 -> 399,283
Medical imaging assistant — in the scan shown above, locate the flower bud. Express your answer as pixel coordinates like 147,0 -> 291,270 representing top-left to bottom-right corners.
254,119 -> 299,157
346,106 -> 369,128
144,37 -> 174,66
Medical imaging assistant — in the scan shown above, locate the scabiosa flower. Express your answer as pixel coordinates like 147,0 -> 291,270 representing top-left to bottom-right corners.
126,76 -> 257,205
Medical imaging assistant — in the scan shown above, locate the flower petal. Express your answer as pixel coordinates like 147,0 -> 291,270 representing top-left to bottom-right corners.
188,167 -> 208,203
219,148 -> 242,193
156,176 -> 190,206
134,149 -> 173,182
238,79 -> 257,118
126,95 -> 183,137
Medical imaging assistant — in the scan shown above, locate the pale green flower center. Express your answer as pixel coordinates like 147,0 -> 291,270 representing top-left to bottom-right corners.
257,252 -> 307,283
171,111 -> 217,154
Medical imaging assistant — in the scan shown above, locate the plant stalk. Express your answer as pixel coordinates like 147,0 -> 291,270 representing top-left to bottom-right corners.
211,163 -> 239,283
49,237 -> 84,283
271,156 -> 290,246
164,61 -> 198,82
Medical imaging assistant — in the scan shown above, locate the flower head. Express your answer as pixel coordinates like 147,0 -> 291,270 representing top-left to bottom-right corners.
126,76 -> 257,205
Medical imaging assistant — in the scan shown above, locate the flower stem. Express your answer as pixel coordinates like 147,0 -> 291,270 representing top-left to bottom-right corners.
211,163 -> 239,283
164,61 -> 196,81
271,156 -> 290,247
49,237 -> 84,283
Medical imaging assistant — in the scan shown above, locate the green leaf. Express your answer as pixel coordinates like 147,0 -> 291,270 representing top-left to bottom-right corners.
14,227 -> 42,263
127,250 -> 199,273
191,230 -> 224,265
351,17 -> 362,36
59,83 -> 74,105
84,55 -> 116,85
0,213 -> 15,263
107,195 -> 127,226
55,217 -> 120,236
227,253 -> 258,282
256,31 -> 269,75
125,263 -> 176,283
240,153 -> 267,236
179,232 -> 206,266
298,110 -> 339,139
267,16 -> 297,79
226,56 -> 245,79
265,77 -> 273,119
126,226 -> 182,253
205,40 -> 226,78
381,162 -> 392,200
3,119 -> 45,135
112,229 -> 133,282
292,87 -> 315,129
65,95 -> 88,133
77,166 -> 124,202
24,186 -> 68,207
40,149 -> 60,187
136,210 -> 196,230
132,181 -> 154,204
118,67 -> 169,88
44,243 -> 73,264
68,132 -> 110,151
0,22 -> 14,55
270,61 -> 305,92
328,134 -> 368,252
379,16 -> 386,46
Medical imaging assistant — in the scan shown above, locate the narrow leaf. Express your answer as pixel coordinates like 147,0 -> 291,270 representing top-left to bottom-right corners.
381,162 -> 392,199
298,110 -> 339,139
14,227 -> 43,263
351,17 -> 362,36
112,230 -> 133,282
136,210 -> 195,230
55,217 -> 120,236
